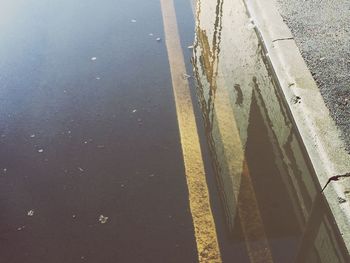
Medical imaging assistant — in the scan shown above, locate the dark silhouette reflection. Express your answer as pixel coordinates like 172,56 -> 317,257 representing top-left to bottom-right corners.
192,0 -> 349,262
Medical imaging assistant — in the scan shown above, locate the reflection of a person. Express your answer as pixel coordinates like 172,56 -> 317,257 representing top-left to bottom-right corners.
193,5 -> 275,263
193,0 -> 248,234
192,1 -> 349,262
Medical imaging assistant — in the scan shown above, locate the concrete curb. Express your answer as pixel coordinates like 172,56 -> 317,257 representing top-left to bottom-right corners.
245,0 -> 350,254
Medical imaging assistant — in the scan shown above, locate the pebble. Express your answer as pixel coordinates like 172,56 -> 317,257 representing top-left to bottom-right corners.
27,210 -> 35,216
99,215 -> 109,224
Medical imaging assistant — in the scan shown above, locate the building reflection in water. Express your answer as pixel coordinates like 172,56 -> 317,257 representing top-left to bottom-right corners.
192,0 -> 349,262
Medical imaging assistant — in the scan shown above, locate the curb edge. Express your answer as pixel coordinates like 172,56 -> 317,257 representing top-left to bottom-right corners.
245,0 -> 350,255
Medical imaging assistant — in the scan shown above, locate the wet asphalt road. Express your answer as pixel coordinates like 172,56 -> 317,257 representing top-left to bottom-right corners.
0,1 -> 199,262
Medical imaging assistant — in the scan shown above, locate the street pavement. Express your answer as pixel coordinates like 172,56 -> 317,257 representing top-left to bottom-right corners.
276,0 -> 350,152
0,0 -> 349,262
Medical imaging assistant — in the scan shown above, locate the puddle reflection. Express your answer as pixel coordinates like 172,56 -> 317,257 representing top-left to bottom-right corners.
192,0 -> 349,262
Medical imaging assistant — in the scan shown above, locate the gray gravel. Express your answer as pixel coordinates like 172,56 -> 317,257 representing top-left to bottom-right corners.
276,0 -> 350,152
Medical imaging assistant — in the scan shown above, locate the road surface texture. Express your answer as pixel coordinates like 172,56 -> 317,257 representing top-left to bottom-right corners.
0,0 -> 349,262
276,0 -> 350,152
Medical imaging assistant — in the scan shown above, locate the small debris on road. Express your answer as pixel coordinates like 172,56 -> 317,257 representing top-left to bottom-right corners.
38,149 -> 44,153
99,215 -> 109,224
247,22 -> 255,30
338,197 -> 347,204
91,57 -> 97,61
30,134 -> 36,138
27,210 -> 35,216
78,167 -> 85,172
96,77 -> 101,80
187,45 -> 194,49
131,19 -> 137,23
132,109 -> 137,113
156,37 -> 162,42
149,33 -> 154,36
72,214 -> 77,219
3,168 -> 7,173
182,73 -> 191,80
291,95 -> 301,104
17,226 -> 25,231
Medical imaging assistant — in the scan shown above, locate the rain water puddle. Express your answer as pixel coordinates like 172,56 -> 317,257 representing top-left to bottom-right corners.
191,0 -> 349,262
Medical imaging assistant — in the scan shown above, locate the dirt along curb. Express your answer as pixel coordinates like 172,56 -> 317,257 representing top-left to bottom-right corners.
244,0 -> 350,255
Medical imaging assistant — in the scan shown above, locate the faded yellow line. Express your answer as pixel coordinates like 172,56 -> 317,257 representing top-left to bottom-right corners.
160,0 -> 222,262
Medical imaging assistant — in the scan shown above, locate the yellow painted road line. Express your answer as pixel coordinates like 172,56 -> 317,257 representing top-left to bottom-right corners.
160,0 -> 222,262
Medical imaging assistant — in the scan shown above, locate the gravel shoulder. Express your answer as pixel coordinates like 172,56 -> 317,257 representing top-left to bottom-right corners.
276,0 -> 350,152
